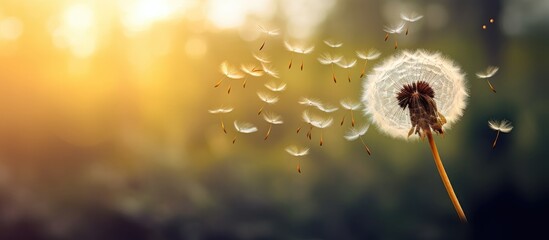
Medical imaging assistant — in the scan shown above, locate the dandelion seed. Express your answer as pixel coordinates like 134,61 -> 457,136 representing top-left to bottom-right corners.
310,115 -> 333,146
298,97 -> 323,108
336,58 -> 357,82
264,81 -> 287,92
384,22 -> 406,49
232,120 -> 258,143
208,106 -> 233,134
261,63 -> 280,78
216,61 -> 245,93
253,52 -> 271,64
400,12 -> 423,35
241,64 -> 263,88
476,66 -> 499,93
258,25 -> 279,50
362,49 -> 469,222
262,111 -> 283,140
285,145 -> 309,174
257,91 -> 279,115
316,102 -> 339,113
323,39 -> 343,48
284,41 -> 314,70
356,48 -> 381,78
344,124 -> 372,155
340,98 -> 362,127
318,53 -> 343,83
488,119 -> 513,148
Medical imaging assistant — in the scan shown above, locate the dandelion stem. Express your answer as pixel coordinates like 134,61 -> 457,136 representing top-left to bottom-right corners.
487,80 -> 497,93
340,115 -> 345,126
359,137 -> 371,155
427,132 -> 467,223
300,59 -> 304,71
259,39 -> 266,50
360,61 -> 367,78
331,64 -> 337,83
265,124 -> 272,140
492,130 -> 500,148
351,111 -> 355,127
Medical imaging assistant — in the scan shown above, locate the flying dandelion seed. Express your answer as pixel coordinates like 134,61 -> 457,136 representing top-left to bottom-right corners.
208,106 -> 233,134
384,22 -> 406,49
318,53 -> 343,83
264,81 -> 287,92
215,61 -> 245,93
253,52 -> 271,64
257,25 -> 279,51
256,91 -> 279,115
284,41 -> 315,70
362,49 -> 469,222
298,97 -> 323,108
262,111 -> 284,140
336,58 -> 357,82
232,120 -> 258,144
316,102 -> 339,113
400,12 -> 423,35
323,39 -> 343,48
285,145 -> 309,174
310,115 -> 333,146
340,98 -> 362,127
476,66 -> 499,93
356,48 -> 381,78
261,63 -> 280,79
344,124 -> 372,155
488,119 -> 513,148
241,64 -> 264,88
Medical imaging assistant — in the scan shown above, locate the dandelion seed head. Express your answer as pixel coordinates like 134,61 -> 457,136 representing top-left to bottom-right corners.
257,91 -> 279,104
362,49 -> 468,140
263,111 -> 284,125
233,120 -> 258,133
356,49 -> 381,60
318,53 -> 343,65
488,119 -> 513,133
344,124 -> 370,141
340,98 -> 362,110
208,107 -> 233,114
336,58 -> 357,69
476,66 -> 499,79
264,81 -> 287,92
285,145 -> 309,157
220,61 -> 244,79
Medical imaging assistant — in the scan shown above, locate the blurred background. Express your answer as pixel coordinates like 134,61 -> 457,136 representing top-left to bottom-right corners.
0,0 -> 548,239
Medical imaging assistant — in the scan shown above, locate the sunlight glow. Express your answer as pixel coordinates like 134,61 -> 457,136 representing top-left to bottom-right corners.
120,0 -> 193,34
206,0 -> 276,29
0,17 -> 23,41
53,4 -> 97,58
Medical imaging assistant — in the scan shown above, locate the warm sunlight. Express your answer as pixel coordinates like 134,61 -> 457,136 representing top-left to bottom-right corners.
206,0 -> 275,29
119,0 -> 193,34
53,3 -> 97,58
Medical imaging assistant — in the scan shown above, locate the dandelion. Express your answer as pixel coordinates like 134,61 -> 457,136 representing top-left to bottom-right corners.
340,98 -> 362,127
316,102 -> 339,113
344,124 -> 372,155
232,120 -> 258,143
384,21 -> 406,49
262,111 -> 284,140
356,48 -> 381,78
284,41 -> 315,70
215,61 -> 244,94
298,97 -> 323,108
264,81 -> 287,92
261,63 -> 280,79
336,57 -> 357,82
318,53 -> 343,83
258,25 -> 279,50
323,39 -> 343,48
208,106 -> 233,134
400,12 -> 423,35
241,64 -> 263,88
285,145 -> 309,173
256,91 -> 279,115
488,119 -> 513,148
476,66 -> 499,93
362,49 -> 469,222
